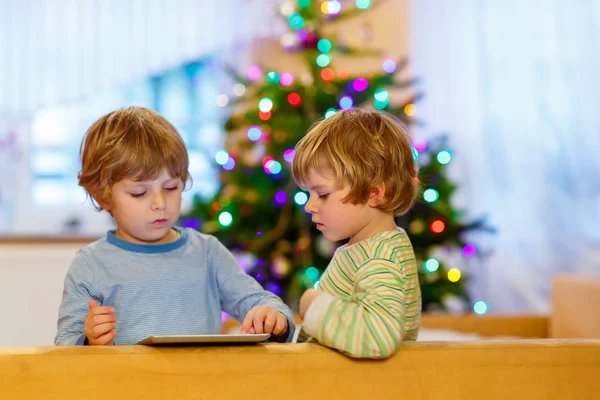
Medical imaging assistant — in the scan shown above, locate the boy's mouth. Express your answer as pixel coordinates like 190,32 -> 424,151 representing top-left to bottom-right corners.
316,223 -> 324,230
152,219 -> 168,227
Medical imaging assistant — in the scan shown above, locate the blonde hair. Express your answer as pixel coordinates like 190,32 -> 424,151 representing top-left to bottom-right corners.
292,109 -> 418,215
78,107 -> 190,210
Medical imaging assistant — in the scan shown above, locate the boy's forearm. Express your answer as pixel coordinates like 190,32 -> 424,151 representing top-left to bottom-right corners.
55,332 -> 87,346
303,293 -> 404,358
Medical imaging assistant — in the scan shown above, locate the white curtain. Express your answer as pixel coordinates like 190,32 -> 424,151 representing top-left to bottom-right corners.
410,0 -> 600,313
0,0 -> 275,117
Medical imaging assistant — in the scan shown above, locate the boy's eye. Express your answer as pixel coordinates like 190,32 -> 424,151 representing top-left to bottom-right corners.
318,194 -> 329,199
165,186 -> 179,191
131,192 -> 146,198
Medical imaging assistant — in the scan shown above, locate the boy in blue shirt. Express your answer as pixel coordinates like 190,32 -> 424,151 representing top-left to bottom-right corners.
55,107 -> 294,345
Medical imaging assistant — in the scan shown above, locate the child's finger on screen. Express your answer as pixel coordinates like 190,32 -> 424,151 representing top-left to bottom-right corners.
240,308 -> 256,334
252,310 -> 265,334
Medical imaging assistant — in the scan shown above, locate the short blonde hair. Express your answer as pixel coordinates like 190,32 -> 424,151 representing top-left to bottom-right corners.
78,107 -> 190,210
292,109 -> 418,215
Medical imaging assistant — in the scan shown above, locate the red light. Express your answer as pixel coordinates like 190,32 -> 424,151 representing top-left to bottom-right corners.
320,68 -> 335,82
288,92 -> 302,107
262,156 -> 274,167
431,220 -> 445,234
259,111 -> 271,120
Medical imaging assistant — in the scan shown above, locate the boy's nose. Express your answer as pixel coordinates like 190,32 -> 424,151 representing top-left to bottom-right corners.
304,197 -> 317,214
152,193 -> 167,211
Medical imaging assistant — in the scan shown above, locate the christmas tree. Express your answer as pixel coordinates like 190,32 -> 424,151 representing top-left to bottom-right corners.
183,0 -> 489,313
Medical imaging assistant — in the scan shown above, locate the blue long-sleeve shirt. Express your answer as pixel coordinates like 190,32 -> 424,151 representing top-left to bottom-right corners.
55,227 -> 295,345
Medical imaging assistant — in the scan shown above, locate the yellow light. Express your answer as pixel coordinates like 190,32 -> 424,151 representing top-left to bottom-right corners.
448,268 -> 461,282
233,83 -> 246,96
321,1 -> 329,14
404,103 -> 416,116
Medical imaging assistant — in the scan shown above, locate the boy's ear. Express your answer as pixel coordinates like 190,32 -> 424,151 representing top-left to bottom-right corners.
91,191 -> 111,211
367,183 -> 386,207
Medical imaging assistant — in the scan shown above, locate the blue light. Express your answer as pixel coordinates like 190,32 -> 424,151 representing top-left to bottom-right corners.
223,157 -> 236,171
339,95 -> 354,110
473,301 -> 488,315
215,150 -> 229,165
247,127 -> 261,141
423,189 -> 439,203
356,0 -> 371,9
268,160 -> 282,175
437,150 -> 452,165
294,192 -> 308,205
424,258 -> 440,273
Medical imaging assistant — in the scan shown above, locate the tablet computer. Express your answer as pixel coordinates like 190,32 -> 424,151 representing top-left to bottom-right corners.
137,333 -> 271,345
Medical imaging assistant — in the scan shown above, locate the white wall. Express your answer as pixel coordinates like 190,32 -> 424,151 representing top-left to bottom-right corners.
0,243 -> 81,346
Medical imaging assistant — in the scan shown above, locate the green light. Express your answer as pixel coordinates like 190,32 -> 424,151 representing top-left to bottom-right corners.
288,13 -> 304,29
258,97 -> 274,112
316,53 -> 331,67
266,71 -> 280,84
374,98 -> 388,110
411,147 -> 419,161
297,0 -> 311,8
317,39 -> 332,53
374,89 -> 388,102
437,150 -> 452,165
218,212 -> 233,227
356,0 -> 371,9
325,108 -> 337,118
423,188 -> 439,203
305,266 -> 319,280
424,258 -> 440,273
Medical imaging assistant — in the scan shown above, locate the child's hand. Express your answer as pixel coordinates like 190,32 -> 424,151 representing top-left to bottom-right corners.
241,305 -> 288,336
84,300 -> 117,345
299,289 -> 322,320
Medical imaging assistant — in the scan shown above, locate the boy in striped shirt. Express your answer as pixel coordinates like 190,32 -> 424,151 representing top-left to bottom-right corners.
292,109 -> 421,358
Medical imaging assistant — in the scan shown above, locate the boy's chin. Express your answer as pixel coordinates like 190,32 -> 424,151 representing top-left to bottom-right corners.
138,226 -> 176,243
322,232 -> 346,243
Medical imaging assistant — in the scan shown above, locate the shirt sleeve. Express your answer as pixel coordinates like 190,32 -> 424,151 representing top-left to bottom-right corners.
302,259 -> 410,358
209,236 -> 296,343
54,250 -> 99,346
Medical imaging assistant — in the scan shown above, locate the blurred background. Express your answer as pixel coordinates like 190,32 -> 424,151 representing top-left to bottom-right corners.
0,0 -> 599,345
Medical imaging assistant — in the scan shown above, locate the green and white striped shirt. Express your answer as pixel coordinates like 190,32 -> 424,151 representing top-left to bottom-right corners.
298,228 -> 421,358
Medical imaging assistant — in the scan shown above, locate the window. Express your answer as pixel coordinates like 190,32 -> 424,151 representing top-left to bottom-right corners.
12,59 -> 227,235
